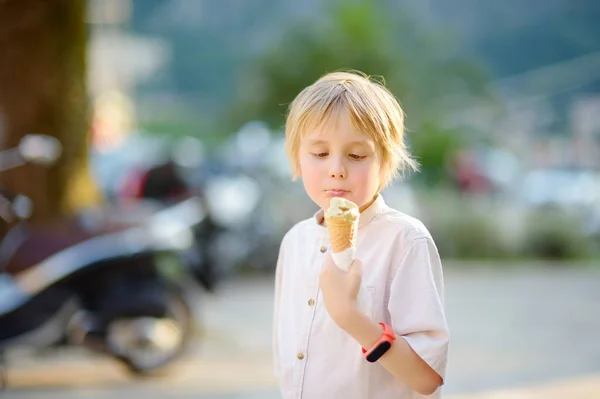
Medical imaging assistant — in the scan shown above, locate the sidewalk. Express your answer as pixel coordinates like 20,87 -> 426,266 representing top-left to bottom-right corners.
447,373 -> 600,399
5,264 -> 600,398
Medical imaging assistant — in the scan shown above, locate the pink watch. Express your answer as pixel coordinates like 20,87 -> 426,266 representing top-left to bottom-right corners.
362,322 -> 396,363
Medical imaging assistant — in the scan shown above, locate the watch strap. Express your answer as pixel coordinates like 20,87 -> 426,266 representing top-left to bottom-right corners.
362,322 -> 396,362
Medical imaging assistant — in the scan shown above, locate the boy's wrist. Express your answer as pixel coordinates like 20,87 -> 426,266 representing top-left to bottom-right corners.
332,302 -> 360,330
336,305 -> 383,351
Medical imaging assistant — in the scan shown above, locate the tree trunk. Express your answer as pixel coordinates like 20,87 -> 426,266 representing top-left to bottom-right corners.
0,0 -> 100,232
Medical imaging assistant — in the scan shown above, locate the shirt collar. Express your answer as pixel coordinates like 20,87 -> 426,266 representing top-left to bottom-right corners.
314,194 -> 385,229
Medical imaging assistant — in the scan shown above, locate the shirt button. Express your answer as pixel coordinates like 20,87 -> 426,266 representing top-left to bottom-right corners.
320,246 -> 327,253
297,352 -> 305,360
308,299 -> 315,306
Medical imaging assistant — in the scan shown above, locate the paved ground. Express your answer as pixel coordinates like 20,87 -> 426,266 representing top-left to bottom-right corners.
3,262 -> 600,398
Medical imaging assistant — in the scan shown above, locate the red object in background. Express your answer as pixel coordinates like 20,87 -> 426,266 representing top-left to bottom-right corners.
119,168 -> 148,200
119,162 -> 190,202
451,150 -> 491,194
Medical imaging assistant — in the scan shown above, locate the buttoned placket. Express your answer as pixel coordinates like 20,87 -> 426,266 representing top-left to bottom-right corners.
293,228 -> 329,398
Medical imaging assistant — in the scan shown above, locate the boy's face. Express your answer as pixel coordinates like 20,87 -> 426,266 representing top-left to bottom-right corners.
298,109 -> 383,212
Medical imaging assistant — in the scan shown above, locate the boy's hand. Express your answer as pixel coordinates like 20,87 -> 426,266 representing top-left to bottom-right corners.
319,253 -> 363,326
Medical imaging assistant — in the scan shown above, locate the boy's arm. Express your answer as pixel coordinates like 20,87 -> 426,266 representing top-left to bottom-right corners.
336,236 -> 448,395
338,308 -> 443,395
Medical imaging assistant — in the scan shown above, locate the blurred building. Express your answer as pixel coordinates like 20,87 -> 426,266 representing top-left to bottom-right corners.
570,95 -> 600,169
87,0 -> 170,99
453,51 -> 600,171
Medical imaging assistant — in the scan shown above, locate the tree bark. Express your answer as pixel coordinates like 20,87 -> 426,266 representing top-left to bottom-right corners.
0,0 -> 99,230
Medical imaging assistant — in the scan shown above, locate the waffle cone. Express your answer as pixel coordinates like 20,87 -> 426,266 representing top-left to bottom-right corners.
326,216 -> 358,253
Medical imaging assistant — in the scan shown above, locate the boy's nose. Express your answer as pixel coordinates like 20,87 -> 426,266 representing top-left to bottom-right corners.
329,162 -> 346,179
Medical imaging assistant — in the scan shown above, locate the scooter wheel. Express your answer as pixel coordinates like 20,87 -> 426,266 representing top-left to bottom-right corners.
107,288 -> 194,376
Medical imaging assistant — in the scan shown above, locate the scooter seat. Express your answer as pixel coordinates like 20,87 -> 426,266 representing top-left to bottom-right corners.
3,217 -> 138,276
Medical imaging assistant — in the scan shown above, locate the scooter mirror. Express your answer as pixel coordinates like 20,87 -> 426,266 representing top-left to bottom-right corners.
18,134 -> 62,165
12,194 -> 33,220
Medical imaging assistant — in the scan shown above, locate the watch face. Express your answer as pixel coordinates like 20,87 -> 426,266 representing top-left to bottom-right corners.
366,341 -> 392,363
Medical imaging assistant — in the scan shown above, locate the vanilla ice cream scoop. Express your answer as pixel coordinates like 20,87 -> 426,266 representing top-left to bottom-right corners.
325,197 -> 359,222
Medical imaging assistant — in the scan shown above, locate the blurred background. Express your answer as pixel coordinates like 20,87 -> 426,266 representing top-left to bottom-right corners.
0,0 -> 599,398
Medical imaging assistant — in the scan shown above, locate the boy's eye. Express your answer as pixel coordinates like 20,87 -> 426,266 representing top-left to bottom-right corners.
312,152 -> 328,158
349,154 -> 366,160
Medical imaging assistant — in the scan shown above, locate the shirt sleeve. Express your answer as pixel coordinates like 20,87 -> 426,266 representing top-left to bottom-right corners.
388,236 -> 450,380
272,234 -> 287,380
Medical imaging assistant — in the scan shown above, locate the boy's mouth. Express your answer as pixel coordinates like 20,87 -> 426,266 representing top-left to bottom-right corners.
325,189 -> 348,197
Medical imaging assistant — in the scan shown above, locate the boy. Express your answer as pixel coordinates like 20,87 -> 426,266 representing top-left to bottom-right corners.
273,71 -> 449,398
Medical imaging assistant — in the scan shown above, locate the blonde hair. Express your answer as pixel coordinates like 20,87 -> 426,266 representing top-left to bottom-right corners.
285,70 -> 418,189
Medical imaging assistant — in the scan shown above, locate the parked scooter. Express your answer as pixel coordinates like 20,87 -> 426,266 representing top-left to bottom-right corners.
0,135 -> 206,384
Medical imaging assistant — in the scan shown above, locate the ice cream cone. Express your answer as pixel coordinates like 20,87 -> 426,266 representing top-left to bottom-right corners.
325,198 -> 359,271
326,216 -> 358,253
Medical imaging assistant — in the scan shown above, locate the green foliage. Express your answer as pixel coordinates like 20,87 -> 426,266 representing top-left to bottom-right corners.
440,213 -> 510,259
129,0 -> 600,139
522,207 -> 593,260
420,189 -> 597,260
410,122 -> 464,187
423,190 -> 512,259
227,0 -> 490,186
231,1 -> 488,124
138,105 -> 230,151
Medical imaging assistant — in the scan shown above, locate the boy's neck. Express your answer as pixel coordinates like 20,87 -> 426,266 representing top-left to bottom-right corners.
359,193 -> 379,213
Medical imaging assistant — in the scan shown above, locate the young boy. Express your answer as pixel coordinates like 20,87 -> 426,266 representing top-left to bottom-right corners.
272,71 -> 449,398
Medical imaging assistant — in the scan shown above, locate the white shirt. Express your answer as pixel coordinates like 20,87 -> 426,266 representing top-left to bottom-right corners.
273,194 -> 449,399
